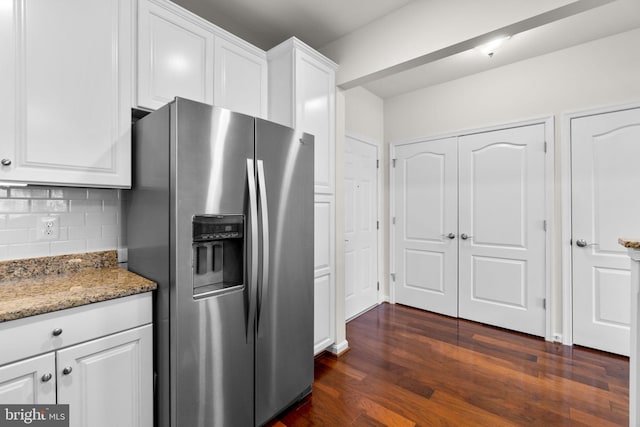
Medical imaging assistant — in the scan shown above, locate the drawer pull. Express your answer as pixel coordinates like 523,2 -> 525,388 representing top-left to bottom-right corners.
52,328 -> 63,336
62,367 -> 72,375
41,373 -> 52,382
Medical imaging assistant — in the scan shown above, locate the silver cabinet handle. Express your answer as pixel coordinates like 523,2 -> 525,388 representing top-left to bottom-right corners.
460,233 -> 472,240
575,239 -> 598,247
41,373 -> 53,382
52,328 -> 63,336
0,159 -> 11,166
443,233 -> 456,239
62,367 -> 72,375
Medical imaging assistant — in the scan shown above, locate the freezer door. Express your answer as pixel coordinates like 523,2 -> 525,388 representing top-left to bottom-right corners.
254,120 -> 315,425
172,99 -> 255,427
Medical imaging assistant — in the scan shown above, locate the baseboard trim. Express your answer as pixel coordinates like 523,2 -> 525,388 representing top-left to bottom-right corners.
327,340 -> 349,357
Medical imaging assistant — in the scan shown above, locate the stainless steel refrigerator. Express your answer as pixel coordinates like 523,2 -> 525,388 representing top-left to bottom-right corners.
126,97 -> 314,427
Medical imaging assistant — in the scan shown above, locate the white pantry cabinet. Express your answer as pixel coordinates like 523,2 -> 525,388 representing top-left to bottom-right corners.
0,0 -> 132,188
136,0 -> 267,117
267,38 -> 338,354
0,294 -> 153,427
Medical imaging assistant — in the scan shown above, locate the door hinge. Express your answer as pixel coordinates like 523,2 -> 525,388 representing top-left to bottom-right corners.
543,220 -> 547,231
544,141 -> 548,153
543,298 -> 546,309
377,281 -> 380,291
392,217 -> 396,225
391,273 -> 396,281
376,220 -> 379,230
376,159 -> 379,169
392,158 -> 396,167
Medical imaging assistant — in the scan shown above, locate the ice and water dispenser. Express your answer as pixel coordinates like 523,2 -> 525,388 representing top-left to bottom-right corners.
192,215 -> 244,298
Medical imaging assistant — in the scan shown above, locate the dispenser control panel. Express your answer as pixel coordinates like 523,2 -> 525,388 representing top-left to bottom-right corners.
193,215 -> 244,241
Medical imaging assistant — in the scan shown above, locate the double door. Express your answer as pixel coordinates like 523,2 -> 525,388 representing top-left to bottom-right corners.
393,124 -> 547,337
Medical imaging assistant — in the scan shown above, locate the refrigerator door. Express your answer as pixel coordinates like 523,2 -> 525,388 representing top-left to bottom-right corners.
254,121 -> 315,425
172,99 -> 255,427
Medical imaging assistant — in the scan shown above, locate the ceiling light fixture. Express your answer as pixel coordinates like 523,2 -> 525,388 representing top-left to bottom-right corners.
477,36 -> 511,58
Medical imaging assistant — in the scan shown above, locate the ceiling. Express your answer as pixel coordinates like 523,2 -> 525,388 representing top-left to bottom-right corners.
173,0 -> 640,99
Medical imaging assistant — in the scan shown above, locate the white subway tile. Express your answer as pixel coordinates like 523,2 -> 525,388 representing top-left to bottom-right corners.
0,229 -> 30,244
59,213 -> 85,227
0,188 -> 7,198
50,240 -> 87,255
9,188 -> 49,199
68,224 -> 101,240
69,199 -> 102,213
31,199 -> 68,213
0,199 -> 29,213
102,224 -> 119,238
86,237 -> 118,251
0,245 -> 9,260
0,214 -> 6,228
87,212 -> 117,226
51,188 -> 88,200
88,189 -> 118,200
6,242 -> 50,259
6,213 -> 37,229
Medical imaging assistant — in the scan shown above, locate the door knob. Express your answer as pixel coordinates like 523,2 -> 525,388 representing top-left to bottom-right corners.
41,373 -> 52,382
62,367 -> 73,375
0,158 -> 11,166
460,233 -> 472,240
442,233 -> 455,239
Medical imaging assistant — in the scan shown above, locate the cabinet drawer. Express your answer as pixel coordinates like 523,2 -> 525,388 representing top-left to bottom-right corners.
0,293 -> 152,366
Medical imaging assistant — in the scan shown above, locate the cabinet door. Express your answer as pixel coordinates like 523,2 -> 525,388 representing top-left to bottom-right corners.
295,51 -> 336,195
314,195 -> 335,354
57,325 -> 153,427
214,37 -> 267,118
3,0 -> 131,188
137,0 -> 214,110
0,353 -> 56,404
0,3 -> 16,177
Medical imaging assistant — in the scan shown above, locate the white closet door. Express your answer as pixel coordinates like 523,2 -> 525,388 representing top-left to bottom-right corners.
572,107 -> 640,356
344,136 -> 379,320
394,137 -> 458,317
458,124 -> 546,336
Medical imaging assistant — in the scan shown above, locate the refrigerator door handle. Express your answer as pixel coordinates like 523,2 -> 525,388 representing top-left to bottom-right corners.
247,159 -> 259,341
256,159 -> 270,333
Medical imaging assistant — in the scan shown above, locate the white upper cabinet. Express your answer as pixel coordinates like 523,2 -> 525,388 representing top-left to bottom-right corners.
267,38 -> 337,194
136,0 -> 267,117
214,37 -> 267,118
0,0 -> 132,188
136,0 -> 214,110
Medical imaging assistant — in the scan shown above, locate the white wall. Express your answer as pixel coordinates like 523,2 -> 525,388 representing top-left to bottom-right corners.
384,28 -> 640,339
342,87 -> 388,301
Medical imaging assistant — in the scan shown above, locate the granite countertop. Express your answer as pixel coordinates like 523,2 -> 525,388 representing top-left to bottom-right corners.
619,238 -> 640,249
0,251 -> 156,322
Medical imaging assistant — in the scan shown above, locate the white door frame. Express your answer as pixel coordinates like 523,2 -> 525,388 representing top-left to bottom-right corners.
561,101 -> 640,347
345,132 -> 384,312
390,116 -> 555,342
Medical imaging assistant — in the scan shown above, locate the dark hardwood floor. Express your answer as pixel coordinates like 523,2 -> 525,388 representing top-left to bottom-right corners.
268,303 -> 629,426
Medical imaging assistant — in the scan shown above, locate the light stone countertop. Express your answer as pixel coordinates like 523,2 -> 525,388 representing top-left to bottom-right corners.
619,238 -> 640,249
0,251 -> 156,322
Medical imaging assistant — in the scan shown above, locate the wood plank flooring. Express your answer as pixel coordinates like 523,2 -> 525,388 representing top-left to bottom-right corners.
268,303 -> 629,426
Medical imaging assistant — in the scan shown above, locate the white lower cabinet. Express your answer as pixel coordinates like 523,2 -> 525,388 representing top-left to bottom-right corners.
0,294 -> 153,427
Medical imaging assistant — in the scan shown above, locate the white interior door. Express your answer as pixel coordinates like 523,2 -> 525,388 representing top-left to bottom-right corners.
344,136 -> 379,320
458,124 -> 547,337
572,107 -> 640,356
393,137 -> 458,317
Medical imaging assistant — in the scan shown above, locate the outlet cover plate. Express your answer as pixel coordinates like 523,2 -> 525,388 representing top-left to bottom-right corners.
37,216 -> 59,240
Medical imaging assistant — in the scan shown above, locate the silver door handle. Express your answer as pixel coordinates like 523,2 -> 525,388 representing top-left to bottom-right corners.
442,233 -> 455,239
256,160 -> 270,335
246,159 -> 258,341
575,239 -> 598,247
460,233 -> 472,240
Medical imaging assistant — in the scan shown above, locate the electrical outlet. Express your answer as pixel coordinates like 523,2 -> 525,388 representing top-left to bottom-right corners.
37,216 -> 59,240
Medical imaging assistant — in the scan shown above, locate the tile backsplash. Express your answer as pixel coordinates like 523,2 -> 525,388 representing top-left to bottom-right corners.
0,186 -> 125,262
